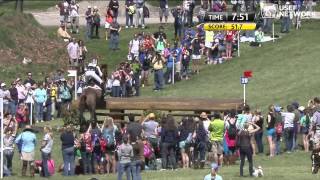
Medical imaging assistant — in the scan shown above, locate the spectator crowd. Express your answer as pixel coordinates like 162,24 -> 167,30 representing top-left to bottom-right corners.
2,98 -> 320,179
0,0 -> 318,179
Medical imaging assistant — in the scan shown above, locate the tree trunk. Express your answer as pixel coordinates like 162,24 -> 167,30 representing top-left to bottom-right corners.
15,0 -> 23,13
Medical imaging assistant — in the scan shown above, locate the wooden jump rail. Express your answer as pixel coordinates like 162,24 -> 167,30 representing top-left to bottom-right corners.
98,97 -> 243,119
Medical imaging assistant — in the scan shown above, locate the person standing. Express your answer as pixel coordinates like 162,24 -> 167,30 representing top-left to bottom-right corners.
3,128 -> 16,175
208,113 -> 225,166
238,122 -> 260,177
109,19 -> 121,51
16,78 -> 26,104
40,126 -> 53,177
281,105 -> 295,153
108,0 -> 119,20
60,125 -> 75,176
125,0 -> 135,28
131,136 -> 144,180
0,83 -> 11,114
253,109 -> 264,154
160,116 -> 179,170
193,120 -> 208,169
171,6 -> 183,40
9,82 -> 18,116
85,6 -> 93,40
79,123 -> 93,175
67,38 -> 80,67
15,125 -> 37,177
141,113 -> 159,156
117,136 -> 133,180
135,0 -> 145,28
266,105 -> 276,157
300,107 -> 310,152
105,8 -> 113,40
69,0 -> 79,34
152,52 -> 166,91
34,83 -> 47,123
159,0 -> 169,24
92,6 -> 101,38
281,1 -> 291,33
191,37 -> 202,74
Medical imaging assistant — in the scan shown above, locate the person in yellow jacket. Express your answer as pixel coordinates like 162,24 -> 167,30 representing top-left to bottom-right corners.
208,112 -> 225,166
50,83 -> 58,120
152,52 -> 166,91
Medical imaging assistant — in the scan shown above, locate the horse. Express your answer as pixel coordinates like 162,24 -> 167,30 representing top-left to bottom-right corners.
78,86 -> 102,124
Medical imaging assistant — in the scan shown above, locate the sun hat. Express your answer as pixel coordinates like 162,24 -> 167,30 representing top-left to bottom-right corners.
25,83 -> 31,88
211,163 -> 219,171
148,113 -> 155,119
298,106 -> 305,112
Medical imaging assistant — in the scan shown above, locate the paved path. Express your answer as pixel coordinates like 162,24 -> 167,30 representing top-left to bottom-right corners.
28,1 -> 320,26
29,1 -> 177,26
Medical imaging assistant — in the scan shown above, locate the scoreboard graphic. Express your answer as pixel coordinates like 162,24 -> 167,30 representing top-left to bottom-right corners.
201,11 -> 257,31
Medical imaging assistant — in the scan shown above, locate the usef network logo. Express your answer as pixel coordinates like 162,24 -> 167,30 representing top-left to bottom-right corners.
261,3 -> 315,19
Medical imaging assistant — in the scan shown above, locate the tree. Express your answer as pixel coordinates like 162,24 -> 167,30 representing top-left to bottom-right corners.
15,0 -> 24,12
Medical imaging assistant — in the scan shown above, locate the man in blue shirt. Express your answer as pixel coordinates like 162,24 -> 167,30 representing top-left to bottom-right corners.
204,163 -> 223,180
34,83 -> 47,123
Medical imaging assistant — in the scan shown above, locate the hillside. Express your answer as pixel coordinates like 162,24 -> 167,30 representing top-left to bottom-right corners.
140,21 -> 320,109
0,12 -> 67,81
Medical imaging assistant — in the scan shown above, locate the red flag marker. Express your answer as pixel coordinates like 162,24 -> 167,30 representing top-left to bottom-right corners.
244,71 -> 252,78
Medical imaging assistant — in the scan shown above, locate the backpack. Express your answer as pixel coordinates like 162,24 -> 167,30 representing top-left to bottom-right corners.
99,137 -> 108,153
156,41 -> 165,52
92,133 -> 101,152
143,143 -> 153,159
227,120 -> 237,140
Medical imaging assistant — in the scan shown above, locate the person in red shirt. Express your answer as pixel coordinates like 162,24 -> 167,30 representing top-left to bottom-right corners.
143,34 -> 154,51
225,30 -> 236,59
105,8 -> 113,40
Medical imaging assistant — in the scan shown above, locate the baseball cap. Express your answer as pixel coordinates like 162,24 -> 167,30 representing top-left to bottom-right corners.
211,163 -> 219,171
274,105 -> 282,112
88,5 -> 91,9
1,83 -> 6,87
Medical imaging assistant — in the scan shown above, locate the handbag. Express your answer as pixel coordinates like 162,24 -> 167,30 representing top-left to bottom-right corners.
47,159 -> 55,175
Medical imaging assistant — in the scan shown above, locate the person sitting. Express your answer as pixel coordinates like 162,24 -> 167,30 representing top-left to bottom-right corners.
57,23 -> 71,41
84,60 -> 103,87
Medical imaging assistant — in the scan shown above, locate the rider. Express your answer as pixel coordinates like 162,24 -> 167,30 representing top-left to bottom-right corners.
310,97 -> 320,150
84,59 -> 103,88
